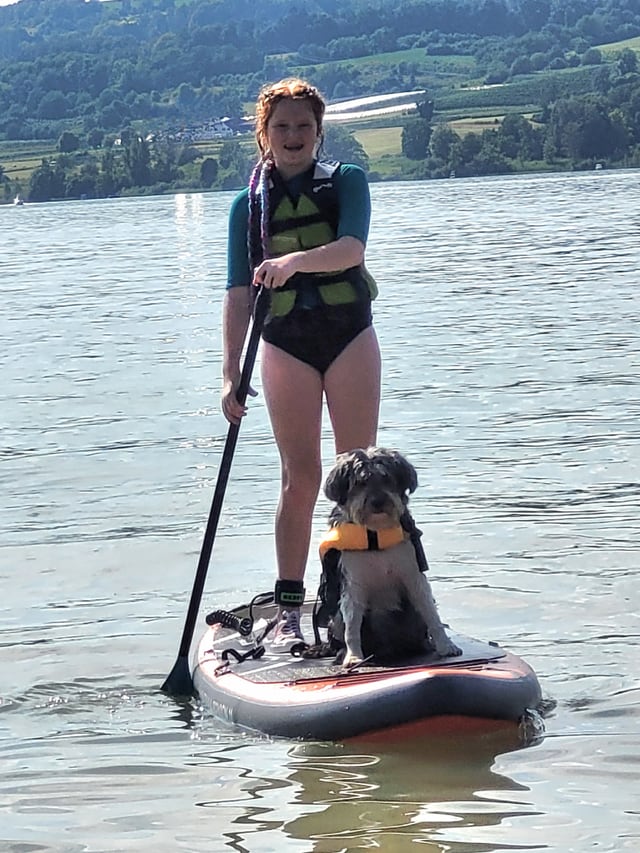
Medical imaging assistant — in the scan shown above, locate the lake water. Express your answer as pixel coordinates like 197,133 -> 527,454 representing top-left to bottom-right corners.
1,170 -> 639,852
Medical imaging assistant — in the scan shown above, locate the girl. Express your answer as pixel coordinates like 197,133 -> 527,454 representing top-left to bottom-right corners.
222,78 -> 381,647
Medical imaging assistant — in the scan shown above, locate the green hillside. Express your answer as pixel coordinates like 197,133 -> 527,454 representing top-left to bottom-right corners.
1,0 -> 639,201
598,35 -> 640,54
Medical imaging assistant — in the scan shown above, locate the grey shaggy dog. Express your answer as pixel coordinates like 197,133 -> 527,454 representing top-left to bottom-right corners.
324,447 -> 462,666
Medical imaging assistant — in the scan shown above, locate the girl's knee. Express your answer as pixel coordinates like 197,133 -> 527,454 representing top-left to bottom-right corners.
281,461 -> 322,500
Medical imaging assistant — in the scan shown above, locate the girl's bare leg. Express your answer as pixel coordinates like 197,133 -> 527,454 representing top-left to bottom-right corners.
261,341 -> 324,583
324,326 -> 381,454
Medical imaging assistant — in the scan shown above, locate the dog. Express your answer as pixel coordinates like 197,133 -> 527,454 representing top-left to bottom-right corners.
320,447 -> 462,667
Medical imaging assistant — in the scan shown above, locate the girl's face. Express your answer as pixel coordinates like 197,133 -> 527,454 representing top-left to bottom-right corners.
265,98 -> 320,178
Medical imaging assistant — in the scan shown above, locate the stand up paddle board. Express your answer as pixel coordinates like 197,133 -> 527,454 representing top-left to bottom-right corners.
191,594 -> 543,741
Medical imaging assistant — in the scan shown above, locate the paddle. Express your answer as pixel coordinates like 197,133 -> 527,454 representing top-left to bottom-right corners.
161,287 -> 268,697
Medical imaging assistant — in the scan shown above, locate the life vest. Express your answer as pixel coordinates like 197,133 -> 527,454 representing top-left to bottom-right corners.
314,523 -> 408,629
257,161 -> 377,317
319,523 -> 406,560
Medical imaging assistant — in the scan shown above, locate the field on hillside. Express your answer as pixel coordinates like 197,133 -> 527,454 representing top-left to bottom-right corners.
294,46 -> 479,96
294,46 -> 476,75
598,35 -> 640,54
5,157 -> 44,183
353,114 -> 538,160
0,142 -> 53,184
449,115 -> 502,135
347,47 -> 475,73
354,126 -> 402,157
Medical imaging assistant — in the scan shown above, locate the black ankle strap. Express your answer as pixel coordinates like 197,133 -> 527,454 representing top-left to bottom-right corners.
274,579 -> 305,607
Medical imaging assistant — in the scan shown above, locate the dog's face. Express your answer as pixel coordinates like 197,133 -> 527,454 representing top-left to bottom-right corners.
324,447 -> 418,530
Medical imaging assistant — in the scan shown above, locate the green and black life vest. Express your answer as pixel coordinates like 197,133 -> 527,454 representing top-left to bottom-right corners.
253,161 -> 377,317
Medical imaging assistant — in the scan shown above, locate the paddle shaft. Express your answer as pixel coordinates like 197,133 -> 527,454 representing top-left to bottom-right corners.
162,289 -> 267,696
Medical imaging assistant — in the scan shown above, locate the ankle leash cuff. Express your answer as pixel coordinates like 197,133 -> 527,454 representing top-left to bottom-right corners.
274,579 -> 305,607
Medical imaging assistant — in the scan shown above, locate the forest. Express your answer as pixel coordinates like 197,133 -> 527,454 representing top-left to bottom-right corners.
1,0 -> 639,201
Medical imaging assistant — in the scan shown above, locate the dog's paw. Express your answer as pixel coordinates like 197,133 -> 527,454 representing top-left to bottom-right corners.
342,651 -> 364,668
436,639 -> 463,658
332,647 -> 346,666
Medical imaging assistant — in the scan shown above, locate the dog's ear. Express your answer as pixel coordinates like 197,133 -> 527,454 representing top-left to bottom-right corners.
324,451 -> 356,505
391,452 -> 418,496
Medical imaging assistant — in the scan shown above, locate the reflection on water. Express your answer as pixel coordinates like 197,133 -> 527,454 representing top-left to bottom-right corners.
182,727 -> 533,853
282,735 -> 530,853
1,171 -> 639,852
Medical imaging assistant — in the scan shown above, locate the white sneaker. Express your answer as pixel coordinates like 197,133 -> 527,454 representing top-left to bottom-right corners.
270,609 -> 305,652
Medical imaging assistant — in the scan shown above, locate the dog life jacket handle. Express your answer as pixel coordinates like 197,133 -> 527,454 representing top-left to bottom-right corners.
400,511 -> 429,572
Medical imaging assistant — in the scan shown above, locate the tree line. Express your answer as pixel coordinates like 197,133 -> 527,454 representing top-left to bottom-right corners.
0,123 -> 369,203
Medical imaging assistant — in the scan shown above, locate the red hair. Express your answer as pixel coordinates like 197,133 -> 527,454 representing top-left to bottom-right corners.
254,78 -> 325,157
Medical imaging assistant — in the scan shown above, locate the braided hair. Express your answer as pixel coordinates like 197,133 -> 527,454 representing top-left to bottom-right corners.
247,158 -> 272,272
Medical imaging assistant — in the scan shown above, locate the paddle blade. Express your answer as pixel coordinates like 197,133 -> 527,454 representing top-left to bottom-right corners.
161,654 -> 194,697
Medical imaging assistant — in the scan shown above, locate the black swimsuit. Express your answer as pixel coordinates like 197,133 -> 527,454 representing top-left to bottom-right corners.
262,300 -> 372,375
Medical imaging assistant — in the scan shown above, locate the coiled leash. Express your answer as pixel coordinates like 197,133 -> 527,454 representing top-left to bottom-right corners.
205,590 -> 275,637
206,592 -> 278,674
205,609 -> 253,636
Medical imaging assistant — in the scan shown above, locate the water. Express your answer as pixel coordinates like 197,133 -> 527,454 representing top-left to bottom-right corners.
1,170 -> 639,852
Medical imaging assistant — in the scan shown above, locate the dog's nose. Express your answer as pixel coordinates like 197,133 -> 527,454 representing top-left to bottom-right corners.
369,495 -> 387,512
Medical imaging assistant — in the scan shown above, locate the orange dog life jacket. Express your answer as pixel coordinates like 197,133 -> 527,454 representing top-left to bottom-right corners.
318,524 -> 405,559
